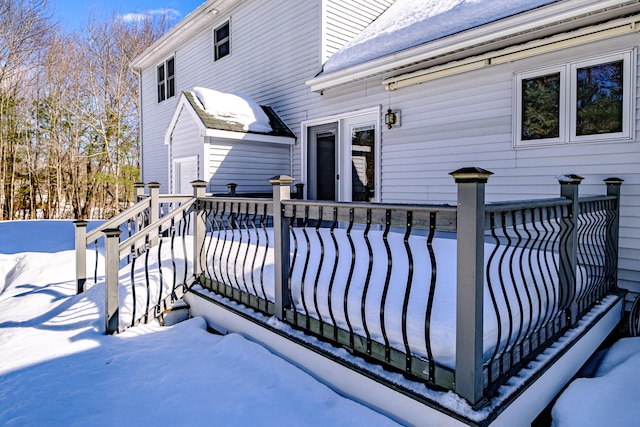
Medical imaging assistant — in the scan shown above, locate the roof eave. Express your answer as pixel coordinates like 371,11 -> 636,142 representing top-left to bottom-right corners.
131,0 -> 238,70
306,0 -> 640,92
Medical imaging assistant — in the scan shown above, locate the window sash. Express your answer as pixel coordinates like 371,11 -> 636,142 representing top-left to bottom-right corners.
515,50 -> 634,147
214,22 -> 230,61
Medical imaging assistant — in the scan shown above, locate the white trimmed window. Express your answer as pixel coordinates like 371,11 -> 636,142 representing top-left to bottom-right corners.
157,56 -> 175,103
214,21 -> 230,61
515,50 -> 635,146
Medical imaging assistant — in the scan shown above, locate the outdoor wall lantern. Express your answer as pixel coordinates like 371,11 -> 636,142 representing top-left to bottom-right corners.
385,108 -> 397,129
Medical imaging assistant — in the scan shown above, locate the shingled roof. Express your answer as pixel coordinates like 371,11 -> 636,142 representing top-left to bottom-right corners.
182,90 -> 295,139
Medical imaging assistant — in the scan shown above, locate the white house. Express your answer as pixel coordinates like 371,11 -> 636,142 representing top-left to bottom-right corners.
132,0 -> 639,295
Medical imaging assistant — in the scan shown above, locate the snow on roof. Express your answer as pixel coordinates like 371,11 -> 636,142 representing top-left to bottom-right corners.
322,0 -> 560,74
192,87 -> 272,133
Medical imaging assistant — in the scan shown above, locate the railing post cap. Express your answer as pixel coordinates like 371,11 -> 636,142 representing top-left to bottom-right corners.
190,180 -> 208,188
73,219 -> 88,226
604,177 -> 624,185
556,174 -> 584,184
103,228 -> 122,237
147,182 -> 161,189
133,182 -> 145,188
268,175 -> 295,185
449,167 -> 493,183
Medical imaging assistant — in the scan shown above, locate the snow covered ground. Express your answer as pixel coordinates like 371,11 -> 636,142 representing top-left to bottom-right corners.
0,219 -> 638,426
0,220 -> 398,426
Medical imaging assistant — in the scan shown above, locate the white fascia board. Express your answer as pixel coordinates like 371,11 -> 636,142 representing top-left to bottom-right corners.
306,0 -> 640,92
205,128 -> 295,145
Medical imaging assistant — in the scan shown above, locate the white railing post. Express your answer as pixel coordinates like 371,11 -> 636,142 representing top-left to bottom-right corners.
269,175 -> 293,320
450,167 -> 493,407
192,180 -> 208,281
558,174 -> 583,326
74,219 -> 88,294
104,228 -> 121,334
133,182 -> 146,202
147,182 -> 160,246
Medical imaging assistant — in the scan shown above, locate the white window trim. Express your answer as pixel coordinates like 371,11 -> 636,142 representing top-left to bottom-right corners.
515,65 -> 567,146
569,50 -> 635,143
213,19 -> 231,62
157,55 -> 175,103
514,49 -> 636,148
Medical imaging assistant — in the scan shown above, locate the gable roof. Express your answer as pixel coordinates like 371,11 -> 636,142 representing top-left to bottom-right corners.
165,91 -> 296,145
308,0 -> 640,92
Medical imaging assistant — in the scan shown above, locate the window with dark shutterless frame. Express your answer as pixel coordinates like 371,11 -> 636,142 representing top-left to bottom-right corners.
214,21 -> 230,61
157,56 -> 175,103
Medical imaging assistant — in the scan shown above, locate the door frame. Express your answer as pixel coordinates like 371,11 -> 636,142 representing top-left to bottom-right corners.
301,106 -> 381,202
173,155 -> 200,194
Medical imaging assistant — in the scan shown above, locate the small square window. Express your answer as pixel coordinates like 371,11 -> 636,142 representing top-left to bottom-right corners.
214,21 -> 230,61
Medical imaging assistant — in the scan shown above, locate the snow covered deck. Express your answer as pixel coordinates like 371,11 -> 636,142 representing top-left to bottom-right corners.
74,169 -> 625,425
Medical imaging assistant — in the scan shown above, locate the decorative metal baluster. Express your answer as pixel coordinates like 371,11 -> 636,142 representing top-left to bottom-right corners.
343,208 -> 356,347
288,204 -> 299,324
300,205 -> 312,328
361,209 -> 374,355
486,212 -> 504,383
400,211 -> 414,373
424,212 -> 437,382
259,203 -> 270,311
327,206 -> 339,341
312,206 -> 325,334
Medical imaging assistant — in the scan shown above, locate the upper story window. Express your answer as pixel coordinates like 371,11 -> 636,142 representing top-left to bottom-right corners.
157,56 -> 175,103
214,21 -> 230,61
515,50 -> 634,147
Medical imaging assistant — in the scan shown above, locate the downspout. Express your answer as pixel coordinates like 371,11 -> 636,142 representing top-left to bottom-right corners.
131,66 -> 144,183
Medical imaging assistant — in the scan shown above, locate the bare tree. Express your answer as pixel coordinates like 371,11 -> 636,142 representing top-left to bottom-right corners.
0,0 -> 51,219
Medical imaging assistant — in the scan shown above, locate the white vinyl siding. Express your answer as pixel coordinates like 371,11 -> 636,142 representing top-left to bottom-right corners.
322,0 -> 395,63
206,140 -> 290,194
169,108 -> 203,192
297,34 -> 640,292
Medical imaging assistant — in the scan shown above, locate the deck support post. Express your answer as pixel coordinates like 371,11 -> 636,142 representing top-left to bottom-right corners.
73,220 -> 88,294
147,182 -> 160,247
604,178 -> 623,288
558,174 -> 583,326
192,180 -> 208,282
270,175 -> 294,320
450,167 -> 493,407
104,228 -> 121,335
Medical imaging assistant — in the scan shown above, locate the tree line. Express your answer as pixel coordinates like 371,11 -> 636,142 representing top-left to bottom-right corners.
0,0 -> 170,220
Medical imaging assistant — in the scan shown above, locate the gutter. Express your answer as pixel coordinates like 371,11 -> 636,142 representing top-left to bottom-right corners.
306,0 -> 640,93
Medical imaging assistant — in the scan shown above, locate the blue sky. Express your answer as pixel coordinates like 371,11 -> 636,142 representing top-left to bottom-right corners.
49,0 -> 206,30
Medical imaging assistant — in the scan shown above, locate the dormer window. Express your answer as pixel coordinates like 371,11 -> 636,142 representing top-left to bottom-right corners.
214,21 -> 230,61
157,56 -> 175,103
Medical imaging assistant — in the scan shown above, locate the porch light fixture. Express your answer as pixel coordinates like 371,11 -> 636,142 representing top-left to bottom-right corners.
385,108 -> 396,129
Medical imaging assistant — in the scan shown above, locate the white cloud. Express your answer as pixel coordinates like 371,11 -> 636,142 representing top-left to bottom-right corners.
119,8 -> 181,23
